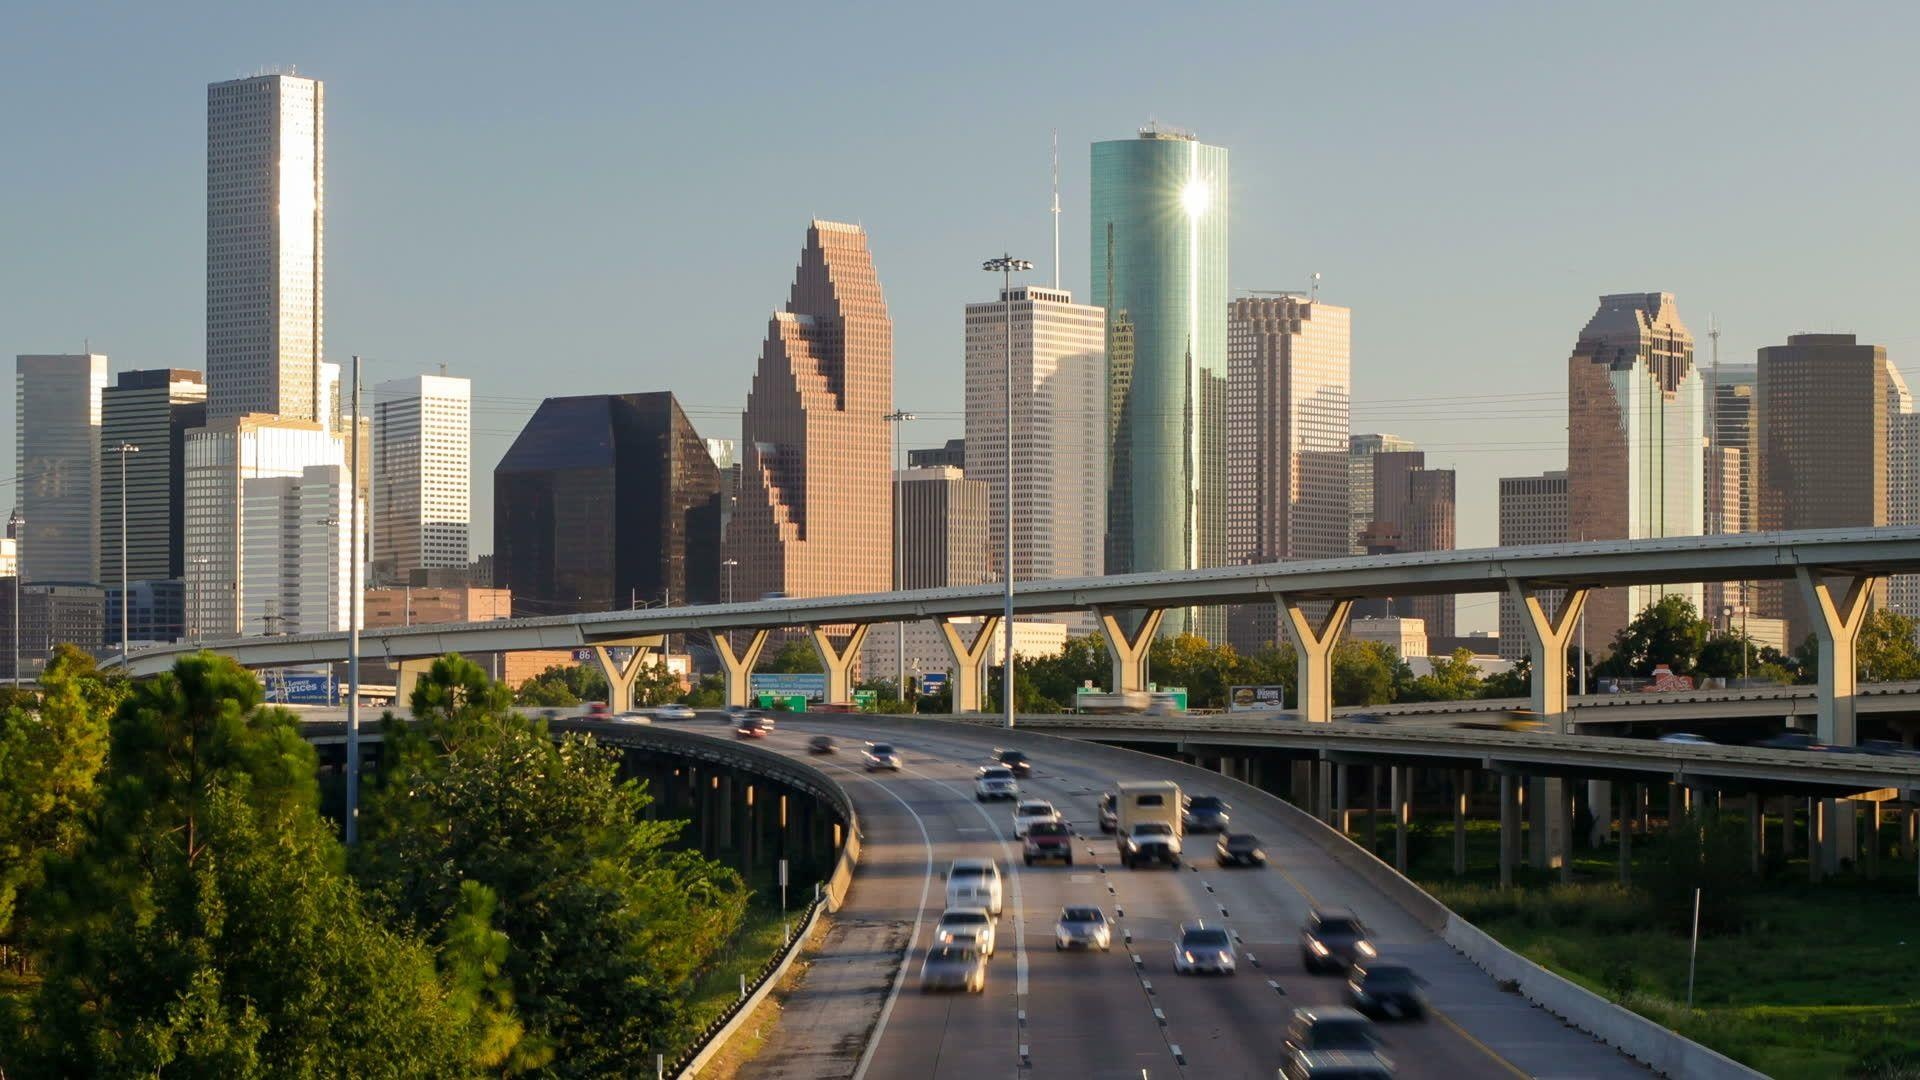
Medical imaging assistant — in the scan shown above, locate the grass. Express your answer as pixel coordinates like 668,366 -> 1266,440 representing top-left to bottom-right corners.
1367,811 -> 1920,1079
682,904 -> 803,1043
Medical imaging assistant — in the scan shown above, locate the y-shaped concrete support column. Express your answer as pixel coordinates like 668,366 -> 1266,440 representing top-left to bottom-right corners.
937,616 -> 1002,714
1506,583 -> 1589,733
711,629 -> 770,709
1281,597 -> 1354,724
809,624 -> 871,705
393,657 -> 435,709
588,637 -> 664,715
1798,567 -> 1877,873
1096,608 -> 1165,694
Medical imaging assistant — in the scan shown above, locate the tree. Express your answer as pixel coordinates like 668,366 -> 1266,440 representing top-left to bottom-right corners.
1595,594 -> 1708,677
358,654 -> 748,1072
515,662 -> 609,707
1147,633 -> 1241,710
1021,633 -> 1109,707
0,646 -> 114,939
762,637 -> 823,674
1856,608 -> 1920,682
1400,647 -> 1484,702
1696,631 -> 1763,682
1479,657 -> 1531,699
13,652 -> 478,1076
1333,640 -> 1404,706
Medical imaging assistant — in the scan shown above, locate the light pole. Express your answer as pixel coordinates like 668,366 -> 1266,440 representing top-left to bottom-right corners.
8,510 -> 20,686
722,558 -> 738,604
982,254 -> 1032,729
346,355 -> 363,847
109,443 -> 141,671
884,409 -> 916,701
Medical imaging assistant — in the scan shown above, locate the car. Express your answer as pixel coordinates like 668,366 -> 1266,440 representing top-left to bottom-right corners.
652,703 -> 697,721
1283,1006 -> 1388,1065
944,858 -> 1004,917
1119,821 -> 1181,869
1098,791 -> 1118,833
995,748 -> 1032,778
735,718 -> 772,739
1216,833 -> 1266,867
1280,1049 -> 1397,1079
1657,732 -> 1714,744
864,742 -> 903,771
1172,921 -> 1236,975
1346,960 -> 1427,1020
1183,795 -> 1231,833
1301,909 -> 1376,973
1858,739 -> 1920,757
918,944 -> 987,993
808,734 -> 837,755
1023,820 -> 1073,865
584,701 -> 611,717
1054,906 -> 1112,951
1012,799 -> 1060,838
612,710 -> 653,724
975,766 -> 1018,801
934,907 -> 997,957
1753,731 -> 1815,750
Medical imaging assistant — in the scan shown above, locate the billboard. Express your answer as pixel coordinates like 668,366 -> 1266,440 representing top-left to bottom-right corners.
271,672 -> 335,705
918,672 -> 949,694
1229,685 -> 1286,712
751,673 -> 828,702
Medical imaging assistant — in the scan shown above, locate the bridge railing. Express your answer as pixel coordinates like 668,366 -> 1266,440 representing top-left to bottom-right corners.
666,888 -> 829,1079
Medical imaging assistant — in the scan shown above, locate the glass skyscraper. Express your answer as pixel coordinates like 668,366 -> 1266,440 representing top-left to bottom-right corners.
1091,126 -> 1228,638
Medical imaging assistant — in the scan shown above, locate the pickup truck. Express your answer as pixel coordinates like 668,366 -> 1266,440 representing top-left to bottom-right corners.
1114,780 -> 1184,869
1023,820 -> 1073,866
1120,821 -> 1182,868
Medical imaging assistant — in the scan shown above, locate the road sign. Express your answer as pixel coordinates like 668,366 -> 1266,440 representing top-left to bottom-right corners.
752,673 -> 827,701
919,671 -> 949,692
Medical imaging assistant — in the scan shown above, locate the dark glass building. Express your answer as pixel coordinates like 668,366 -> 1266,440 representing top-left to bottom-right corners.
494,392 -> 722,617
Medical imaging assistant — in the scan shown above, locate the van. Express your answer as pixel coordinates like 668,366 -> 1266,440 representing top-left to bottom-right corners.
944,858 -> 1004,917
1115,781 -> 1184,868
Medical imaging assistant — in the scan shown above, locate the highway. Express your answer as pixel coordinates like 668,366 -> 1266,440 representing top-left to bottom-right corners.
723,716 -> 1650,1080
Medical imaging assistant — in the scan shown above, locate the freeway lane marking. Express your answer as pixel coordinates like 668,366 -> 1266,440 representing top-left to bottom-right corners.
899,763 -> 1031,1000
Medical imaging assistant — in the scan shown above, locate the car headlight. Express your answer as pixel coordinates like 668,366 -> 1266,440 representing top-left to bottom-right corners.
1219,951 -> 1233,964
1309,939 -> 1330,956
1356,940 -> 1377,958
1183,950 -> 1194,962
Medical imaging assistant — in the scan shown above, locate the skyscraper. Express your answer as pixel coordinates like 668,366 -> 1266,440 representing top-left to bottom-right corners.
1353,449 -> 1457,638
16,353 -> 108,584
1755,333 -> 1896,641
372,374 -> 471,583
100,370 -> 207,585
1497,470 -> 1568,661
494,392 -> 723,616
1566,293 -> 1703,644
1347,434 -> 1416,554
727,221 -> 893,603
1708,363 -> 1757,534
894,466 -> 991,589
964,285 -> 1106,588
206,73 -> 325,422
1092,126 -> 1229,637
242,463 -> 358,635
1224,296 -> 1351,652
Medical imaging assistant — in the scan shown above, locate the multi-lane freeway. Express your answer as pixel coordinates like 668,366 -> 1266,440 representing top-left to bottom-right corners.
721,716 -> 1650,1080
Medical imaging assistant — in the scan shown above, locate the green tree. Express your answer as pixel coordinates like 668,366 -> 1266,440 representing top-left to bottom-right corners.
1478,657 -> 1531,699
358,654 -> 748,1071
762,637 -> 823,674
1856,607 -> 1920,682
0,646 -> 114,938
1232,641 -> 1298,706
1147,633 -> 1241,709
14,652 -> 476,1076
1595,594 -> 1708,677
1021,633 -> 1110,706
1333,640 -> 1404,706
1696,631 -> 1762,682
514,662 -> 610,707
1400,647 -> 1484,702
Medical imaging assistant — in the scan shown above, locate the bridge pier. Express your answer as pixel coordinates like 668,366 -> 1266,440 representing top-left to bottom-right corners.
393,656 -> 435,708
808,624 -> 871,705
1618,784 -> 1633,886
1096,607 -> 1165,694
1367,767 -> 1380,851
1799,568 -> 1877,871
1280,597 -> 1355,725
938,616 -> 1002,714
1507,583 -> 1589,733
1587,780 -> 1612,847
711,630 -> 771,709
1335,765 -> 1350,833
1810,799 -> 1825,882
1498,774 -> 1518,888
1452,770 -> 1468,876
588,637 -> 666,714
1391,766 -> 1410,873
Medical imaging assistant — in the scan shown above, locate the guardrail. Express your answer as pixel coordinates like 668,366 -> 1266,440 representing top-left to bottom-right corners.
667,890 -> 829,1079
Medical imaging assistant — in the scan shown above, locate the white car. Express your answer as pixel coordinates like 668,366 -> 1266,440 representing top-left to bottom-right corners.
1012,799 -> 1060,838
975,767 -> 1019,802
611,711 -> 653,724
1173,921 -> 1237,975
1054,906 -> 1112,951
944,858 -> 1004,917
934,907 -> 997,957
652,703 -> 697,721
1657,732 -> 1714,745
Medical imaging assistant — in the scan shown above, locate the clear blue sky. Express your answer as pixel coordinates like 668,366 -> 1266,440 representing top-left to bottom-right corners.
6,1 -> 1917,632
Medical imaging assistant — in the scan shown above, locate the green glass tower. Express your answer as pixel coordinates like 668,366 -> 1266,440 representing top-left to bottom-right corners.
1092,126 -> 1229,638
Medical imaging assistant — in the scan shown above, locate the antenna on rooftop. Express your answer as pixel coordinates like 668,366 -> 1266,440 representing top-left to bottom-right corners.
1050,129 -> 1061,291
1311,272 -> 1322,302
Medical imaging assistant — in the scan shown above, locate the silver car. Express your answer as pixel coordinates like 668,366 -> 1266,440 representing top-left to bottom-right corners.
919,944 -> 987,993
1054,906 -> 1112,951
1173,921 -> 1237,975
652,703 -> 697,721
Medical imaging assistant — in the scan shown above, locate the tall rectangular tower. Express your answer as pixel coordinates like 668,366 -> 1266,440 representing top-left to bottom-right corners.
1092,126 -> 1228,637
372,374 -> 472,582
726,222 -> 894,603
1224,296 -> 1350,651
16,353 -> 108,584
206,73 -> 324,421
964,285 -> 1106,590
1348,434 -> 1415,554
894,466 -> 991,589
1497,471 -> 1569,660
1566,293 -> 1704,644
100,369 -> 207,597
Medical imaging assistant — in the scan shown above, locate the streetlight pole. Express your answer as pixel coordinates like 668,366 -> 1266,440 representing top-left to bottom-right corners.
982,255 -> 1032,729
346,355 -> 363,846
8,510 -> 20,687
722,558 -> 737,604
884,409 -> 916,701
110,443 -> 141,672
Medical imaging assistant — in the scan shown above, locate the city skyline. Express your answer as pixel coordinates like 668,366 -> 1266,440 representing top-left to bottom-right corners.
8,6 -> 1920,636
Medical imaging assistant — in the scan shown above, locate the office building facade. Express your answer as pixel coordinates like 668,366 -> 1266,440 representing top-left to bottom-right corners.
1348,434 -> 1415,554
894,466 -> 991,590
206,74 -> 325,422
99,369 -> 207,588
964,285 -> 1106,586
1566,293 -> 1703,644
909,438 -> 966,470
372,373 -> 471,583
241,463 -> 358,636
16,353 -> 108,584
0,582 -> 106,678
1224,296 -> 1351,651
727,221 -> 893,603
495,392 -> 723,616
1092,126 -> 1229,637
1497,471 -> 1569,660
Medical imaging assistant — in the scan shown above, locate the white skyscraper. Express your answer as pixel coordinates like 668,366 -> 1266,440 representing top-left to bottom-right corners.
964,285 -> 1107,602
242,463 -> 357,635
206,73 -> 324,422
184,415 -> 345,639
372,374 -> 471,582
15,354 -> 109,583
1888,368 -> 1920,616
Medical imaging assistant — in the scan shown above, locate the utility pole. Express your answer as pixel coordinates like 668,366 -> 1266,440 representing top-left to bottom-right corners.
885,409 -> 916,701
982,255 -> 1032,728
345,356 -> 363,846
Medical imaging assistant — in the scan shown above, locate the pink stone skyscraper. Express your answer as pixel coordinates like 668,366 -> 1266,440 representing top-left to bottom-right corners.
728,222 -> 894,602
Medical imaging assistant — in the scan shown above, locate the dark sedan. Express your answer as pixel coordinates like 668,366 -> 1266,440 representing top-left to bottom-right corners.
807,735 -> 837,755
1301,909 -> 1376,973
995,749 -> 1032,778
1184,795 -> 1231,833
1346,960 -> 1427,1020
1216,833 -> 1266,867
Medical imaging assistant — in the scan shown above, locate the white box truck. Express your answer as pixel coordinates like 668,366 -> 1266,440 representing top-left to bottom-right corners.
1115,780 -> 1184,868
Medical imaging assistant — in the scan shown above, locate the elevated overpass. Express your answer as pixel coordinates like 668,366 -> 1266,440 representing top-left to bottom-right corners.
1336,682 -> 1920,728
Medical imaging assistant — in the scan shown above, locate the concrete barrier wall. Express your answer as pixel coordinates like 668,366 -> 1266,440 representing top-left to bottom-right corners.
822,714 -> 1761,1080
